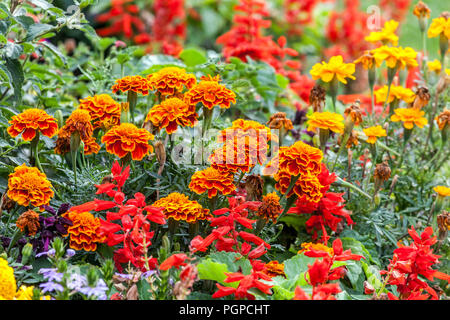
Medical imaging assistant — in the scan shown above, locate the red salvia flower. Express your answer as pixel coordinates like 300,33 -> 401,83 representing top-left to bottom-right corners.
212,270 -> 273,300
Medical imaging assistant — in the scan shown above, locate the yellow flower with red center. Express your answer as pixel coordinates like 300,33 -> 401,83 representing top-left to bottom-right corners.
146,67 -> 197,96
153,192 -> 211,223
427,59 -> 442,74
434,186 -> 450,197
298,242 -> 334,256
145,97 -> 198,134
363,125 -> 387,144
354,51 -> 376,70
0,258 -> 16,300
7,164 -> 54,208
188,167 -> 236,198
101,123 -> 154,161
16,210 -> 40,236
306,111 -> 345,134
310,55 -> 356,84
390,108 -> 428,129
263,261 -> 286,278
62,210 -> 105,251
372,46 -> 418,70
256,192 -> 282,222
427,16 -> 450,39
436,108 -> 450,130
374,85 -> 416,104
111,75 -> 152,95
184,75 -> 236,109
275,170 -> 323,202
7,108 -> 58,141
77,94 -> 121,130
365,20 -> 399,46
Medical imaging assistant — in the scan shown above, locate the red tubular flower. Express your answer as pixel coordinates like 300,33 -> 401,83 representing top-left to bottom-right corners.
213,270 -> 273,300
159,253 -> 188,271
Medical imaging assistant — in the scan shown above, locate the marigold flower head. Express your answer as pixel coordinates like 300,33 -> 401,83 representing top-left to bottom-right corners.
277,140 -> 323,177
437,211 -> 450,232
363,125 -> 387,144
77,94 -> 121,130
0,258 -> 16,300
306,111 -> 344,134
256,192 -> 282,222
436,108 -> 450,130
184,75 -> 236,110
365,20 -> 399,46
16,210 -> 40,236
263,261 -> 285,278
434,186 -> 450,197
146,67 -> 197,96
344,103 -> 363,126
413,1 -> 431,19
101,123 -> 154,161
354,50 -> 376,70
310,55 -> 356,84
112,75 -> 152,95
427,15 -> 450,39
145,97 -> 197,134
374,85 -> 416,104
275,170 -> 323,202
188,167 -> 236,198
266,112 -> 293,130
390,108 -> 428,129
343,130 -> 359,148
374,161 -> 391,182
7,108 -> 58,142
372,46 -> 418,70
7,164 -> 54,208
427,59 -> 442,74
153,192 -> 211,223
14,285 -> 34,300
62,210 -> 105,251
309,84 -> 326,112
298,242 -> 334,256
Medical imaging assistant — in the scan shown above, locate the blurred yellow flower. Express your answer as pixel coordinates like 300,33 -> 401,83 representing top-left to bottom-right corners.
310,55 -> 356,84
306,111 -> 344,134
372,46 -> 418,70
434,186 -> 450,197
354,50 -> 376,69
427,59 -> 442,73
363,125 -> 387,144
427,16 -> 450,38
390,108 -> 428,129
365,20 -> 399,46
374,85 -> 415,104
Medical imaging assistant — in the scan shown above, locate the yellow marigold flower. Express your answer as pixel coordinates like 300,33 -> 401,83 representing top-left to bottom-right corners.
374,85 -> 416,104
427,59 -> 442,73
363,125 -> 387,144
427,16 -> 450,39
256,192 -> 282,222
413,1 -> 431,19
306,111 -> 344,134
111,75 -> 152,95
372,46 -> 418,70
184,75 -> 236,110
263,261 -> 286,278
7,108 -> 58,142
436,108 -> 450,130
354,50 -> 376,69
390,108 -> 428,129
77,94 -> 121,130
145,97 -> 197,134
434,186 -> 450,197
365,20 -> 399,46
153,192 -> 211,223
298,242 -> 334,256
14,286 -> 33,300
101,123 -> 154,161
7,164 -> 54,208
147,67 -> 197,96
0,258 -> 16,300
188,167 -> 236,198
310,55 -> 356,84
16,210 -> 40,236
62,210 -> 105,251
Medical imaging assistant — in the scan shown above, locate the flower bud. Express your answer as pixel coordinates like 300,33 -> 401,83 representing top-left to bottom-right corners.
54,110 -> 64,129
21,243 -> 33,265
154,140 -> 166,167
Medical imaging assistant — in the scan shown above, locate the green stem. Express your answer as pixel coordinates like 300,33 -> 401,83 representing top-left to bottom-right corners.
334,176 -> 372,200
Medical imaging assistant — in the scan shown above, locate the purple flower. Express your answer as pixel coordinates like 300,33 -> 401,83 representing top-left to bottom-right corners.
65,249 -> 76,258
39,268 -> 64,282
39,281 -> 64,293
67,273 -> 87,291
78,280 -> 108,300
35,248 -> 56,258
141,270 -> 156,279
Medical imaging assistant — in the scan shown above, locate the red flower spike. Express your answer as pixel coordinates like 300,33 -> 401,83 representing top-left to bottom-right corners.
159,253 -> 189,271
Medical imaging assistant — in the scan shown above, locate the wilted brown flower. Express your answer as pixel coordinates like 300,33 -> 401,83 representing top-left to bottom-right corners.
1,189 -> 15,213
309,84 -> 326,112
245,174 -> 264,201
16,210 -> 40,236
154,141 -> 166,167
436,108 -> 450,130
344,130 -> 359,149
411,87 -> 430,109
344,100 -> 363,127
413,1 -> 431,19
437,211 -> 450,232
374,161 -> 391,182
267,112 -> 293,131
256,192 -> 282,222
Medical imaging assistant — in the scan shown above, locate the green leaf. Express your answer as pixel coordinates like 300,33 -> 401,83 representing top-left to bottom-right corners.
276,74 -> 289,89
25,23 -> 54,41
5,42 -> 23,59
14,15 -> 35,29
28,0 -> 55,10
197,258 -> 231,286
39,41 -> 67,66
4,57 -> 24,106
340,237 -> 375,264
283,254 -> 317,280
179,48 -> 207,67
137,279 -> 153,300
208,251 -> 252,275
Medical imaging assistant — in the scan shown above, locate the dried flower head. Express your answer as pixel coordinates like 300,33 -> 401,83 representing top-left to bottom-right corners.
374,161 -> 391,183
413,1 -> 431,19
437,211 -> 450,232
245,174 -> 264,201
16,210 -> 40,236
309,84 -> 326,112
436,108 -> 450,130
266,112 -> 293,130
256,192 -> 282,222
411,87 -> 431,109
344,101 -> 363,126
7,108 -> 58,141
354,50 -> 376,70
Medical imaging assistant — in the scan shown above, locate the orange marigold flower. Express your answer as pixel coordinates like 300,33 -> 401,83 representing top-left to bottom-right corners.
256,192 -> 282,222
145,97 -> 197,134
390,108 -> 428,129
188,167 -> 236,198
275,170 -> 323,202
77,94 -> 121,130
7,108 -> 58,141
146,67 -> 197,96
263,261 -> 286,278
413,1 -> 431,19
306,111 -> 345,134
363,125 -> 387,144
7,164 -> 54,208
277,140 -> 323,177
101,123 -> 154,161
436,108 -> 450,130
184,75 -> 236,110
298,242 -> 334,256
434,186 -> 450,197
111,75 -> 152,95
354,50 -> 376,70
62,210 -> 105,251
153,192 -> 211,223
16,210 -> 40,236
